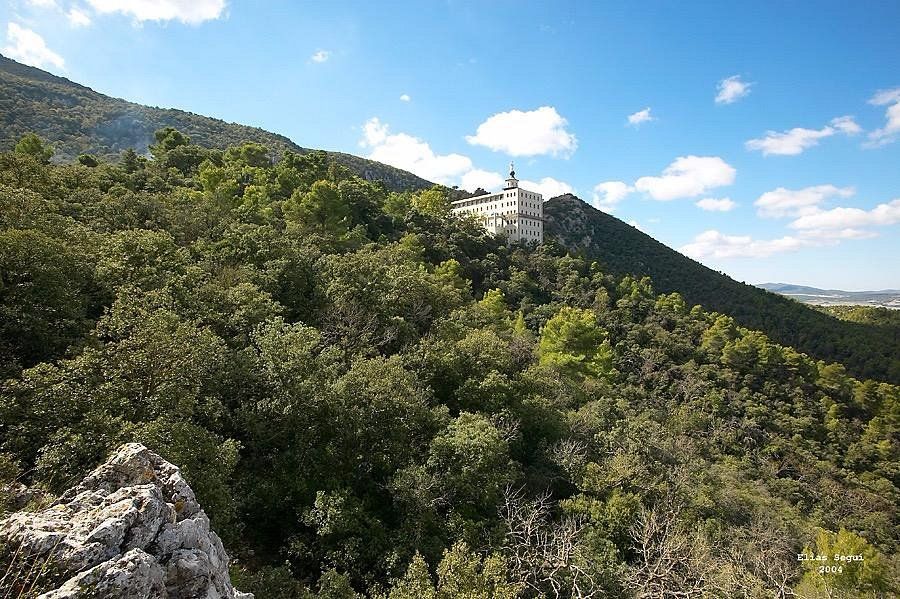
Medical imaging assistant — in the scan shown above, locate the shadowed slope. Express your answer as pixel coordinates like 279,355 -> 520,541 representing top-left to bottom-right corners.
544,193 -> 900,384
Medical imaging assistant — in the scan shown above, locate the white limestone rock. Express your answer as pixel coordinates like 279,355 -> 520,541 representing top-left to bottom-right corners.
0,443 -> 251,599
39,548 -> 167,599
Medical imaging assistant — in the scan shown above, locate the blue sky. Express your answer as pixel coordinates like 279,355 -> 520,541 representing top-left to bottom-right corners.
2,0 -> 899,290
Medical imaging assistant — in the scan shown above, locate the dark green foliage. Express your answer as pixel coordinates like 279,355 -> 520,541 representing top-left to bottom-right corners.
0,141 -> 897,598
76,154 -> 98,167
0,226 -> 91,371
286,181 -> 351,234
545,194 -> 900,384
230,563 -> 313,599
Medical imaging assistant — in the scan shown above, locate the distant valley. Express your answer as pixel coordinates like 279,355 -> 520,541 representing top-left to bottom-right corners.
758,283 -> 900,308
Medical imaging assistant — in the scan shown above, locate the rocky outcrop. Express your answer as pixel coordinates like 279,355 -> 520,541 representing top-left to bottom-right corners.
0,443 -> 251,598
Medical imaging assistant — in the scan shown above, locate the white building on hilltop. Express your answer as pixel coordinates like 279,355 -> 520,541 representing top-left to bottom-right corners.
451,164 -> 544,243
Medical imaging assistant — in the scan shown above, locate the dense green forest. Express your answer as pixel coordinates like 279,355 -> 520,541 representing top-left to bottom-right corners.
544,196 -> 900,385
4,53 -> 895,387
0,55 -> 431,192
0,132 -> 898,598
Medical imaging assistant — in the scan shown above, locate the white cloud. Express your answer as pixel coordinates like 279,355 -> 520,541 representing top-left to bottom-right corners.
745,116 -> 860,156
466,106 -> 577,157
679,230 -> 808,259
310,49 -> 330,63
680,195 -> 899,261
86,0 -> 226,23
2,23 -> 64,70
866,87 -> 900,147
746,127 -> 832,156
715,75 -> 752,104
360,117 -> 573,194
870,88 -> 900,105
695,197 -> 737,212
20,0 -> 90,27
634,155 -> 736,201
627,107 -> 654,126
67,7 -> 92,26
360,118 -> 388,146
830,115 -> 862,135
461,169 -> 503,191
796,228 -> 879,241
399,93 -> 411,102
359,117 -> 473,185
790,199 -> 900,231
592,181 -> 633,211
754,185 -> 854,218
520,177 -> 573,199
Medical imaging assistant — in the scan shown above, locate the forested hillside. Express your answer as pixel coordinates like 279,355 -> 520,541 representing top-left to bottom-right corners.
0,133 -> 897,598
544,195 -> 900,385
816,305 -> 900,330
6,55 -> 895,388
0,55 -> 431,191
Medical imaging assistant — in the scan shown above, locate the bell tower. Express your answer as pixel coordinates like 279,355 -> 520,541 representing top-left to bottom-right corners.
504,161 -> 519,190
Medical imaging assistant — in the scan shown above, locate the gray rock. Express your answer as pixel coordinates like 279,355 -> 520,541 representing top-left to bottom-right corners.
39,548 -> 167,599
0,443 -> 252,599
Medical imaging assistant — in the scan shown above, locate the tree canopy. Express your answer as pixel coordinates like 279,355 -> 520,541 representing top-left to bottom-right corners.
0,131 -> 897,598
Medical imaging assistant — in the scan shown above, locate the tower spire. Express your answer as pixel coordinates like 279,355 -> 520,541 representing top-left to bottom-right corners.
504,162 -> 519,190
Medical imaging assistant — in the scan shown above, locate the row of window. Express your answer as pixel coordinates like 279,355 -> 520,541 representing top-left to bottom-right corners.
511,226 -> 541,238
507,192 -> 543,203
452,191 -> 542,215
457,205 -> 514,214
453,194 -> 502,209
456,204 -> 543,216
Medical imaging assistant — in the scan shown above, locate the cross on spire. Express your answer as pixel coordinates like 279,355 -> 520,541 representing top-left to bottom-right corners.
504,162 -> 519,189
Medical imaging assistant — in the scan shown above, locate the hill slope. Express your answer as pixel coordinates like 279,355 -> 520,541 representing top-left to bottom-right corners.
1,148 -> 897,597
0,55 -> 431,192
544,193 -> 900,384
4,56 -> 896,383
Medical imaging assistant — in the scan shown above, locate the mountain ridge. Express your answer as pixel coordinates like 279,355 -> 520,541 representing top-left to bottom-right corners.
0,55 -> 432,192
758,283 -> 900,294
757,283 -> 900,308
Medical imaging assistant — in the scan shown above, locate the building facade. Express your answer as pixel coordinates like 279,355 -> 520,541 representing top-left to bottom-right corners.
450,164 -> 544,243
